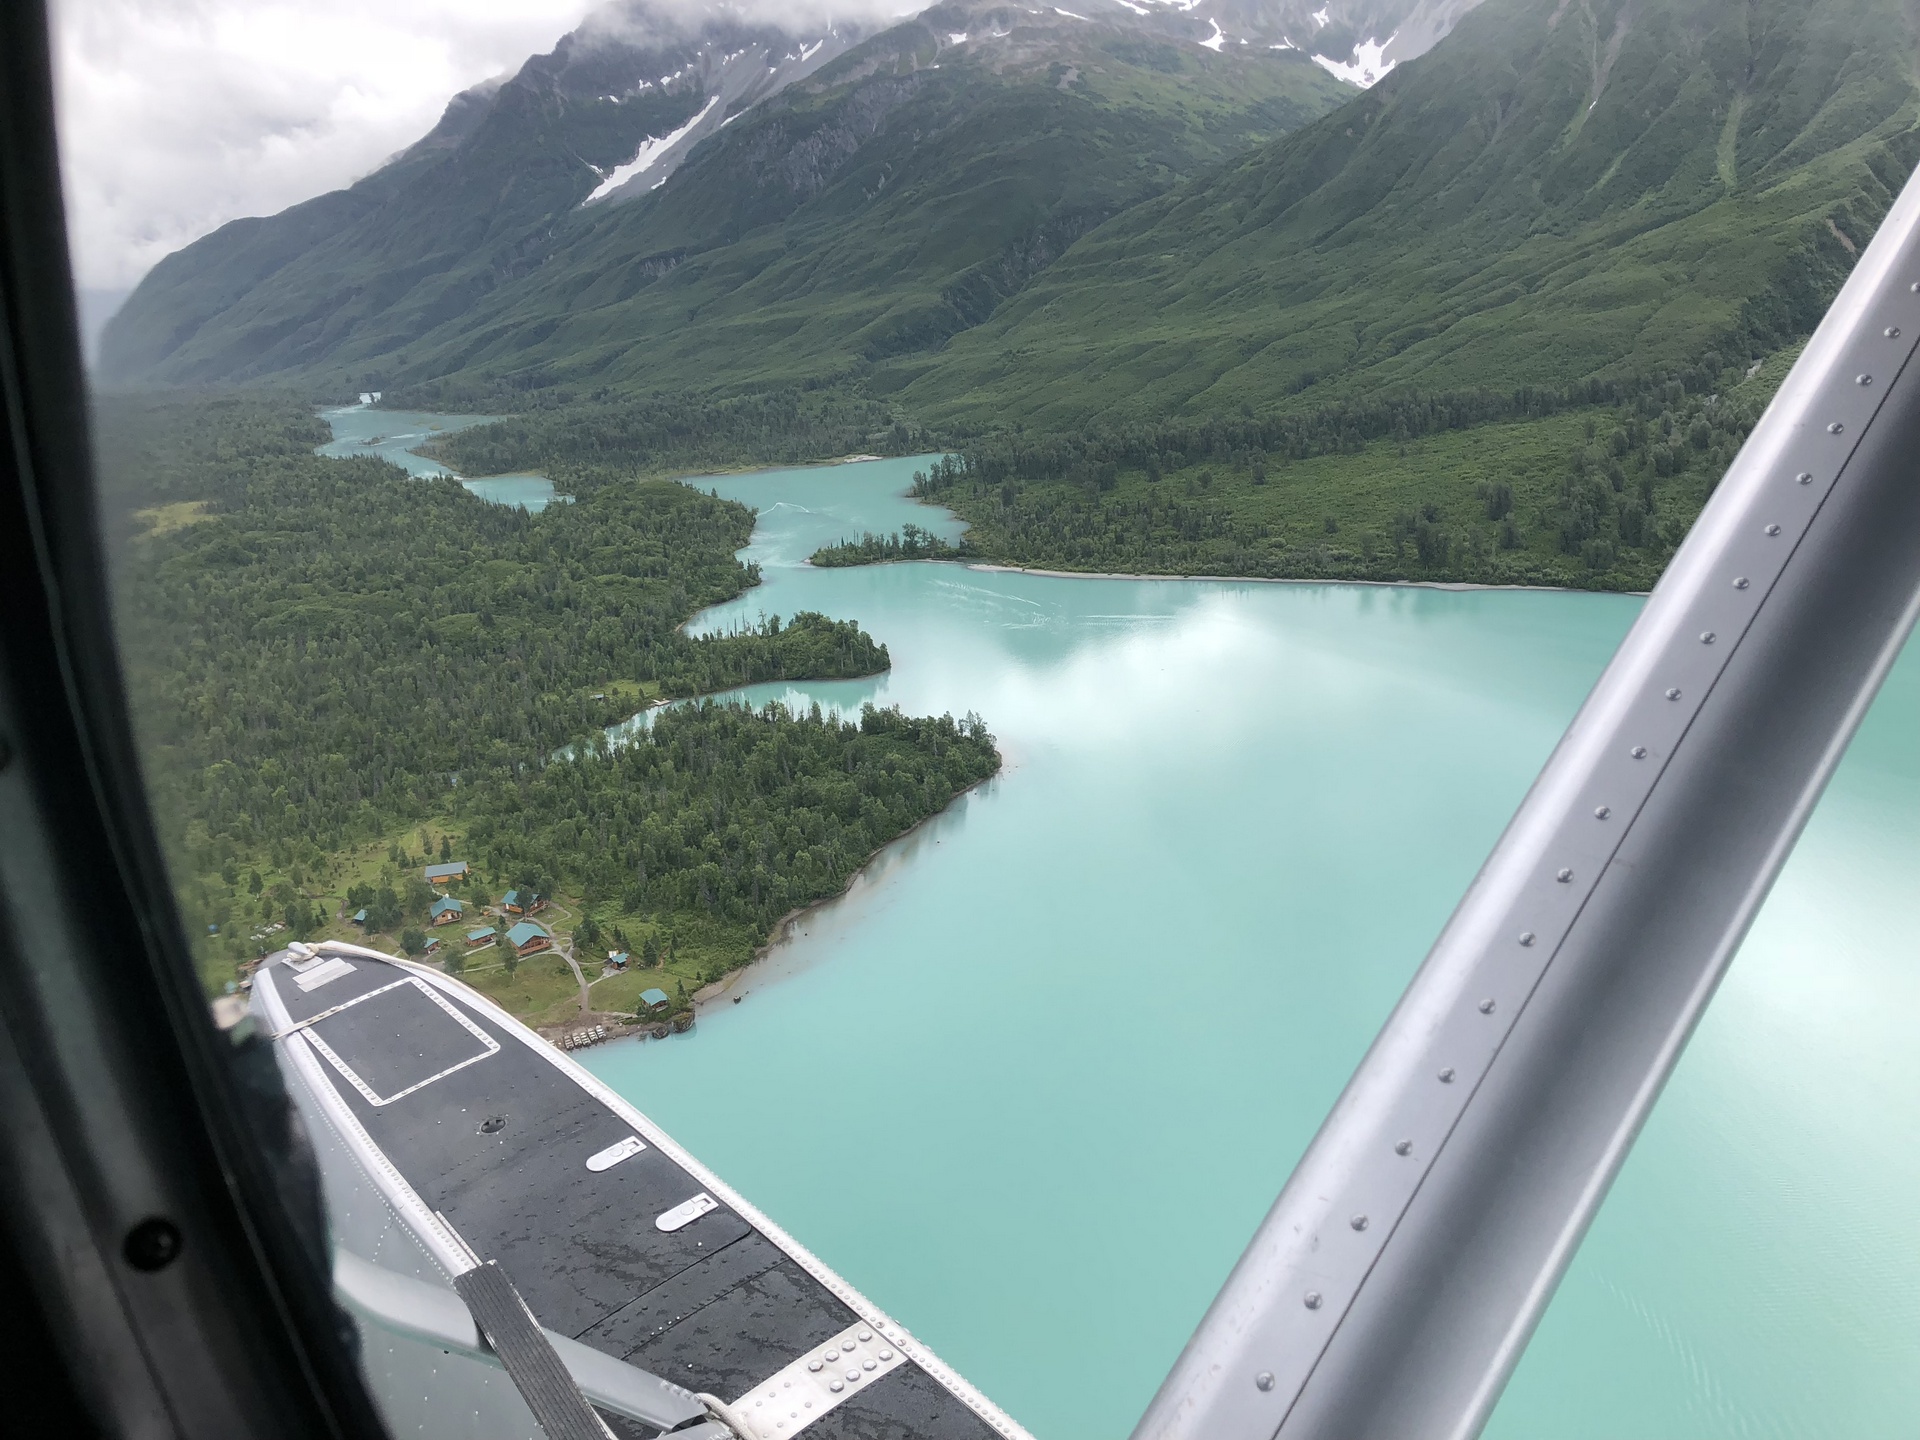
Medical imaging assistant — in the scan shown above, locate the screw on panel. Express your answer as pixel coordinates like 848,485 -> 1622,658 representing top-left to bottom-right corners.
1439,1068 -> 1456,1083
1797,473 -> 1814,485
1395,1140 -> 1413,1155
1667,688 -> 1682,700
1829,423 -> 1845,434
1701,632 -> 1717,644
1889,327 -> 1904,338
1858,374 -> 1874,386
1556,867 -> 1573,882
1256,1373 -> 1276,1393
123,1217 -> 183,1272
1765,524 -> 1781,536
1304,1292 -> 1323,1310
1478,998 -> 1496,1014
1631,746 -> 1647,758
1519,931 -> 1536,946
1733,577 -> 1750,590
1350,1215 -> 1369,1231
1594,806 -> 1611,819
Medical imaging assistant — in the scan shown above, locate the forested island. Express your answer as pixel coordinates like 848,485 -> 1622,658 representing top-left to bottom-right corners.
102,394 -> 999,1024
810,524 -> 967,568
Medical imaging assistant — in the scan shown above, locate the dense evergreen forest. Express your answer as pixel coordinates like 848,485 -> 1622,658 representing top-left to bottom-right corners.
910,357 -> 1781,590
416,387 -> 920,492
100,395 -> 997,1004
467,702 -> 997,933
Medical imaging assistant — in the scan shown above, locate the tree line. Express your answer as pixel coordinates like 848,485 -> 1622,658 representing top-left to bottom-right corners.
418,387 -> 930,495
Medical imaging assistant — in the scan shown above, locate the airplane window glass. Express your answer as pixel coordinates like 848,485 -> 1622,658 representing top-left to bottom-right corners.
49,0 -> 1920,1435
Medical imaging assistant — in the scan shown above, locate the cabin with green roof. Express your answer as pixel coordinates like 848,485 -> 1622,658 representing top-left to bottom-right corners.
507,921 -> 552,956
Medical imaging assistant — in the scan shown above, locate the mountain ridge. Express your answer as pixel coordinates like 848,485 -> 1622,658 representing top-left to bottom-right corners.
97,0 -> 1359,392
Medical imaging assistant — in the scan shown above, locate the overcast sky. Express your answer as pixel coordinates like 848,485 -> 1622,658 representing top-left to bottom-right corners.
51,0 -> 597,294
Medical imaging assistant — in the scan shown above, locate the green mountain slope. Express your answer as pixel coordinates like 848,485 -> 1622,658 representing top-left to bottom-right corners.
897,0 -> 1920,427
98,1 -> 1352,395
95,5 -> 875,387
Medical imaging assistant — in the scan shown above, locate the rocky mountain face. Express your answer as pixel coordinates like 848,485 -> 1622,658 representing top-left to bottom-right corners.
95,2 -> 875,384
1053,0 -> 1485,81
97,0 -> 1353,391
897,0 -> 1920,426
99,0 -> 1917,434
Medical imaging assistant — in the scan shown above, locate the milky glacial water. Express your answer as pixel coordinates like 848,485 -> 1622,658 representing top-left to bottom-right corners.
577,458 -> 1920,1440
317,404 -> 563,511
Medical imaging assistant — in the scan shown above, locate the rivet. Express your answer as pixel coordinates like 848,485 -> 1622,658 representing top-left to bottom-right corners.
1858,374 -> 1873,386
123,1217 -> 183,1272
842,1343 -> 855,1354
808,1361 -> 822,1373
830,1382 -> 844,1393
1304,1291 -> 1323,1310
1701,631 -> 1716,644
1395,1139 -> 1412,1155
1889,327 -> 1903,339
1519,931 -> 1536,946
1765,524 -> 1781,536
1666,687 -> 1682,700
1828,422 -> 1844,434
1478,998 -> 1496,1014
1256,1372 -> 1276,1392
1733,577 -> 1750,590
1350,1214 -> 1369,1231
879,1350 -> 893,1361
863,1360 -> 877,1372
846,1369 -> 861,1382
1439,1067 -> 1456,1083
1594,805 -> 1610,819
1557,867 -> 1573,882
1630,745 -> 1647,758
857,1330 -> 872,1342
1797,472 -> 1814,484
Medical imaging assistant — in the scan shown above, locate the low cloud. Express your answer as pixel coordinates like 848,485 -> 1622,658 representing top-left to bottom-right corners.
52,0 -> 932,295
51,0 -> 596,291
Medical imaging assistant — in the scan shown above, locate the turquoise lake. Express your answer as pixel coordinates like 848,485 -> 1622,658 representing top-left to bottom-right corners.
562,456 -> 1920,1440
317,404 -> 563,511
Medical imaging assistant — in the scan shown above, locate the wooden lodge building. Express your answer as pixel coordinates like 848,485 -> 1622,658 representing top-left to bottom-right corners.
507,921 -> 553,957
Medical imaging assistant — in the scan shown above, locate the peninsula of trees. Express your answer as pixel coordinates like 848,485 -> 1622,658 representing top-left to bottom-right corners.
104,394 -> 999,1013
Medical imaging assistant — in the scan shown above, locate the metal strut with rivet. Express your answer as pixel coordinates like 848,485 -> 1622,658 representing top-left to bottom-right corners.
1130,162 -> 1920,1440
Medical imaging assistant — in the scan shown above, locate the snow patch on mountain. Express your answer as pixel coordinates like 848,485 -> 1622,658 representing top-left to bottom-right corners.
1312,33 -> 1396,85
1200,17 -> 1227,48
586,95 -> 721,202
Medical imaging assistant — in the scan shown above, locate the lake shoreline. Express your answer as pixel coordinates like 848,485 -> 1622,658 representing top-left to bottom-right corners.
964,562 -> 1650,597
689,769 -> 1000,1015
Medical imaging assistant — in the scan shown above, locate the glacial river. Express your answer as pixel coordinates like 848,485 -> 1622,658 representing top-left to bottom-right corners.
557,457 -> 1920,1440
318,403 -> 563,510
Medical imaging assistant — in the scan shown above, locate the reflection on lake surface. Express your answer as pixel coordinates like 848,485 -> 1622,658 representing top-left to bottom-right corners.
568,456 -> 1918,1440
317,404 -> 563,512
